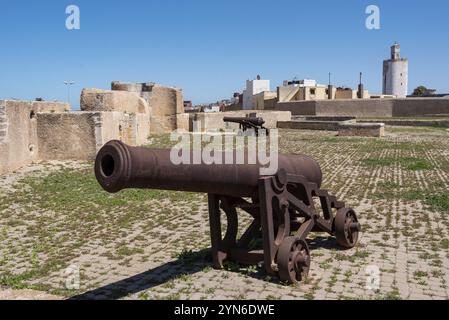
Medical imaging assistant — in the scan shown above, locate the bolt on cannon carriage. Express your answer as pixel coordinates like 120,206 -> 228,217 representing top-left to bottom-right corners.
95,140 -> 361,284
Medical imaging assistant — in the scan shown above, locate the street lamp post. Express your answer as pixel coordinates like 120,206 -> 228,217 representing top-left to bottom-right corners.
64,81 -> 75,106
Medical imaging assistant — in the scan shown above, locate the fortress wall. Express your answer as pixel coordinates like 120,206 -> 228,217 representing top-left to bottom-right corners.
392,98 -> 449,117
36,111 -> 150,161
0,100 -> 69,175
147,85 -> 184,133
37,112 -> 98,160
80,88 -> 150,115
314,99 -> 394,117
274,98 -> 449,118
275,101 -> 316,116
111,82 -> 184,134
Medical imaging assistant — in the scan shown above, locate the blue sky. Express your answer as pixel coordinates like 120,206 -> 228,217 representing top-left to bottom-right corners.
0,0 -> 448,108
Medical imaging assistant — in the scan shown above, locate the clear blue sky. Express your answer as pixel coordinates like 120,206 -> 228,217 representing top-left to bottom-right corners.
1,0 -> 448,108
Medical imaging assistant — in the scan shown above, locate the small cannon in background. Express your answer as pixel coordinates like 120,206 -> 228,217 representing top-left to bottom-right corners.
95,140 -> 361,284
223,116 -> 269,136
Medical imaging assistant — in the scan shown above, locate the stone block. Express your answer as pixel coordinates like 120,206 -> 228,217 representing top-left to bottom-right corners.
338,123 -> 385,138
176,113 -> 191,132
36,112 -> 99,160
80,88 -> 150,114
277,120 -> 341,131
36,111 -> 150,161
32,101 -> 70,113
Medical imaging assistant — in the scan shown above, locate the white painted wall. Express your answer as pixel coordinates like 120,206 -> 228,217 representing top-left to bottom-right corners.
383,60 -> 408,98
243,80 -> 270,110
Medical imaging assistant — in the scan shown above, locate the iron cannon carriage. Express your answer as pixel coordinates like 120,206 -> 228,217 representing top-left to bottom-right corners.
95,140 -> 361,284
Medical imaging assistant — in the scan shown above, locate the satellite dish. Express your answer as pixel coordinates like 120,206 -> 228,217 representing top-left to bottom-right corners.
256,75 -> 261,80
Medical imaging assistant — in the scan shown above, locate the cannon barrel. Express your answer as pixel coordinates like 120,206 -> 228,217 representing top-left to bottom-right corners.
223,117 -> 265,127
95,140 -> 322,197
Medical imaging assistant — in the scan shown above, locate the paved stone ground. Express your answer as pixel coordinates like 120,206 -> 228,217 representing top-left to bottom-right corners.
0,127 -> 448,300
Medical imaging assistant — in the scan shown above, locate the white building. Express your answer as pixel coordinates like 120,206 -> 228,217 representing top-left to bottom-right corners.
243,78 -> 270,110
383,43 -> 408,98
283,79 -> 317,87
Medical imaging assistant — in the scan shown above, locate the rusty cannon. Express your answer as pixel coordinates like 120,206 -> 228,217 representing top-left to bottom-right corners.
95,140 -> 361,284
223,116 -> 268,136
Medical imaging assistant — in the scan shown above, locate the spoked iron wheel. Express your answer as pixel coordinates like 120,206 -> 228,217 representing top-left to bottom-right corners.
277,236 -> 310,284
334,208 -> 361,249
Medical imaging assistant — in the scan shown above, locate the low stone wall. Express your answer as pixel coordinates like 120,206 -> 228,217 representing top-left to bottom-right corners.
278,121 -> 342,131
275,98 -> 449,118
191,111 -> 291,132
339,123 -> 385,138
393,98 -> 449,117
316,99 -> 393,117
278,119 -> 385,137
276,101 -> 316,116
360,119 -> 449,128
302,116 -> 356,122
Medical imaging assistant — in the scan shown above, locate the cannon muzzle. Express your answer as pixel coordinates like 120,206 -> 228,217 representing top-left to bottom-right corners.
95,140 -> 322,197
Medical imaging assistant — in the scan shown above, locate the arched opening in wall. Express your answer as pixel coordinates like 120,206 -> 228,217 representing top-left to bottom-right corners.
30,111 -> 36,120
29,144 -> 35,154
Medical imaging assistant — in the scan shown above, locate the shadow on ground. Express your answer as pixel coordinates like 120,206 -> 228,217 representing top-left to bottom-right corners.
70,236 -> 341,300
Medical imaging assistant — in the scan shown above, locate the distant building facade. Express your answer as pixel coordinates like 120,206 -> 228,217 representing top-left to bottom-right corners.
184,100 -> 193,111
243,77 -> 271,110
383,43 -> 408,98
278,79 -> 370,103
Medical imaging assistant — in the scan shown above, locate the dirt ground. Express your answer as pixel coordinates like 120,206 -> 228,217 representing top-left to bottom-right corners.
0,127 -> 448,300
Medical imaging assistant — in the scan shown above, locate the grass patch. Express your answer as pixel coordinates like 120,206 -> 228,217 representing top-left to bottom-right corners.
175,249 -> 210,266
116,245 -> 144,257
376,289 -> 402,300
361,157 -> 433,171
361,158 -> 396,167
441,239 -> 449,250
359,140 -> 427,152
423,194 -> 449,212
374,186 -> 448,213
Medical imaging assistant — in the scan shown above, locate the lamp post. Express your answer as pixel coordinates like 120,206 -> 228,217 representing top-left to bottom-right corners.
64,81 -> 75,106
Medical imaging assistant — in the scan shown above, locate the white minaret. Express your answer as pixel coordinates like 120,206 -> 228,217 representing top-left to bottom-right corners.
383,43 -> 408,98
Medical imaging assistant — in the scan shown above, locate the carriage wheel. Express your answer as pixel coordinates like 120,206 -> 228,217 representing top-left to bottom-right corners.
334,208 -> 360,249
277,236 -> 310,284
